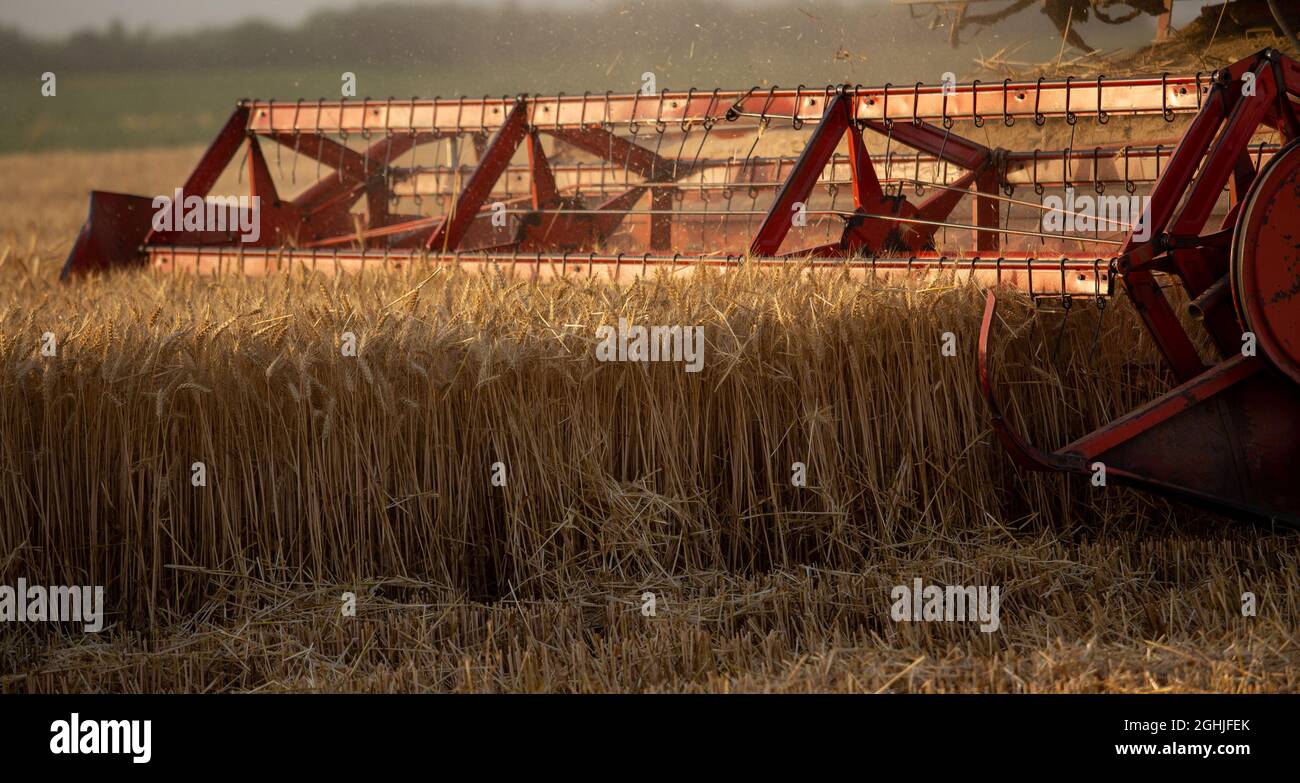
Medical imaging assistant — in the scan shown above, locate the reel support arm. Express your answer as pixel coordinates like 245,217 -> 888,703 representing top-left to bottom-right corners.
978,50 -> 1300,527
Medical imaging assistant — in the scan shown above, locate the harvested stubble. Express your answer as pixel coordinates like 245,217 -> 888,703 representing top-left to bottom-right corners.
0,261 -> 1297,693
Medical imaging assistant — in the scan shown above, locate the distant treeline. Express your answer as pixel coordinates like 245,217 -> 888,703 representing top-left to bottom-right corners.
0,0 -> 1065,78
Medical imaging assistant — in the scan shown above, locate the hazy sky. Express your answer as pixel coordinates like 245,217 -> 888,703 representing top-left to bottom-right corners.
5,0 -> 683,37
1,0 -> 1201,40
1,0 -> 597,37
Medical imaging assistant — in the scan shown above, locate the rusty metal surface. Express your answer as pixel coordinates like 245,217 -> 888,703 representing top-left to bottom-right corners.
1233,139 -> 1300,386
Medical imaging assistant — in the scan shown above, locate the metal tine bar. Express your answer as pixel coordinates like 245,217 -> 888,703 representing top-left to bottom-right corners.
244,73 -> 1215,134
393,142 -> 1213,190
146,248 -> 1112,294
391,160 -> 1172,205
150,245 -> 1118,266
889,177 -> 1137,227
488,205 -> 1125,244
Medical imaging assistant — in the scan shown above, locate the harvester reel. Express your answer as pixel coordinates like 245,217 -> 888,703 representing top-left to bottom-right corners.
60,49 -> 1300,525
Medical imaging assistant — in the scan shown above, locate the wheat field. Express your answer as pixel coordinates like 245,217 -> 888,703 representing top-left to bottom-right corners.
0,147 -> 1297,693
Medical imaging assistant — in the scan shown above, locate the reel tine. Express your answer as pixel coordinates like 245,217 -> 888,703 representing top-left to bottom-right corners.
315,98 -> 326,182
686,88 -> 721,180
410,97 -> 422,212
337,97 -> 348,184
272,97 -> 283,178
338,129 -> 349,184
290,98 -> 303,186
672,87 -> 697,181
1088,295 -> 1108,365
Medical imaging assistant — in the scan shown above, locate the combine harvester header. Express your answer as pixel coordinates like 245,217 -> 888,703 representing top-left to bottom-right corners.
63,50 -> 1300,527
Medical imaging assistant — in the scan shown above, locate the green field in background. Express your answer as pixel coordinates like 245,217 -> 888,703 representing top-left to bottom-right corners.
0,0 -> 1166,156
0,48 -> 1069,155
0,66 -> 528,153
0,29 -> 1149,155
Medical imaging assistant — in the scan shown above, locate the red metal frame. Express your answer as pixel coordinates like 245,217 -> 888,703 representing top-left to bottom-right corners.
61,72 -> 1229,278
979,50 -> 1300,527
748,92 -> 1001,257
426,100 -> 529,252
